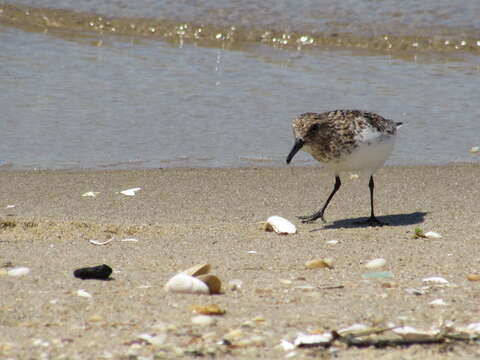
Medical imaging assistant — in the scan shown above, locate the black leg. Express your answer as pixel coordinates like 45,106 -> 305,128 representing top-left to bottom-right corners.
298,175 -> 341,223
360,175 -> 384,226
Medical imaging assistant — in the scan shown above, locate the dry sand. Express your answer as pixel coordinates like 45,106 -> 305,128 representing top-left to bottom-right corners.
1,164 -> 480,359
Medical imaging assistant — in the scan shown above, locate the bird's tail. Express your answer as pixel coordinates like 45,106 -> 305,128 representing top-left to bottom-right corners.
395,122 -> 403,129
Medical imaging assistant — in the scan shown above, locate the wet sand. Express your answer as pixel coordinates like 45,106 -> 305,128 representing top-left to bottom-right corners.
1,164 -> 480,359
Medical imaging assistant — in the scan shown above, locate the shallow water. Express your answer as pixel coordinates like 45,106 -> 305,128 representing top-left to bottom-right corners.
0,2 -> 479,169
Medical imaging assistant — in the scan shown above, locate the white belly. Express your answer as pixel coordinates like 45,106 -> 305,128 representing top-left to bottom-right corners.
324,130 -> 396,175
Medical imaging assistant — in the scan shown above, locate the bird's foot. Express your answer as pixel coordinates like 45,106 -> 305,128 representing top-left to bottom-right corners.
355,216 -> 385,227
297,213 -> 326,224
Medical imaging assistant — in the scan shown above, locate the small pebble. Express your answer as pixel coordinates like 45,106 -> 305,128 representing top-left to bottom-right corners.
191,315 -> 216,327
467,274 -> 480,281
305,258 -> 333,269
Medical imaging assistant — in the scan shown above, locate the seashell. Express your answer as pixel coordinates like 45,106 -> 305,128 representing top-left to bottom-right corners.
7,267 -> 30,277
182,263 -> 211,277
337,323 -> 369,336
422,276 -> 448,284
280,340 -> 295,351
120,187 -> 141,196
365,258 -> 386,269
77,289 -> 92,298
467,273 -> 480,281
191,315 -> 216,326
265,216 -> 297,234
120,238 -> 138,242
424,231 -> 442,239
469,146 -> 479,153
82,191 -> 100,197
293,332 -> 333,347
467,323 -> 480,333
305,258 -> 333,269
190,304 -> 225,315
89,239 -> 113,246
164,273 -> 209,294
196,274 -> 222,294
74,264 -> 112,280
6,204 -> 15,209
326,240 -> 338,245
137,333 -> 166,346
429,298 -> 447,306
393,326 -> 440,340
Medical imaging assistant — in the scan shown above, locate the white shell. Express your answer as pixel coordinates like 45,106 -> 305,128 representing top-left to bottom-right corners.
89,239 -> 113,245
429,298 -> 447,306
293,332 -> 332,347
77,289 -> 92,298
280,340 -> 295,351
7,267 -> 30,277
365,258 -> 386,269
422,276 -> 449,284
82,191 -> 100,197
337,323 -> 369,336
120,187 -> 141,196
424,231 -> 442,239
326,240 -> 339,245
164,273 -> 210,294
469,146 -> 479,153
120,238 -> 138,242
137,333 -> 166,346
266,216 -> 297,234
393,326 -> 440,340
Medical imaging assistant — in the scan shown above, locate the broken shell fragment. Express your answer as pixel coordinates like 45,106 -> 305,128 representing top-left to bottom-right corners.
365,258 -> 386,269
265,216 -> 297,234
89,239 -> 113,246
393,326 -> 440,340
293,332 -> 333,347
305,258 -> 334,269
424,231 -> 442,239
196,274 -> 222,294
190,304 -> 225,315
82,191 -> 100,197
77,289 -> 92,298
429,298 -> 447,306
7,267 -> 30,277
422,276 -> 448,284
164,273 -> 210,294
74,264 -> 113,280
183,263 -> 211,277
120,187 -> 141,196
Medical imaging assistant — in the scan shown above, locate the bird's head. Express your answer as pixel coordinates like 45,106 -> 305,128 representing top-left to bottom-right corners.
286,113 -> 324,164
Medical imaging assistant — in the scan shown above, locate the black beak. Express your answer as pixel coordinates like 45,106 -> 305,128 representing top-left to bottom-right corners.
286,138 -> 304,164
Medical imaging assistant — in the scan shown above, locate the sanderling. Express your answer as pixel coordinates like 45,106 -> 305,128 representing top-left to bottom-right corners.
286,110 -> 402,226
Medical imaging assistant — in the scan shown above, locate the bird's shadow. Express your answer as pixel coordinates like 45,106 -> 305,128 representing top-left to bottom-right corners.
311,211 -> 427,230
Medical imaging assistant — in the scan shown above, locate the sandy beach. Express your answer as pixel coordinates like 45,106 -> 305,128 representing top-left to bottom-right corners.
1,164 -> 480,359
